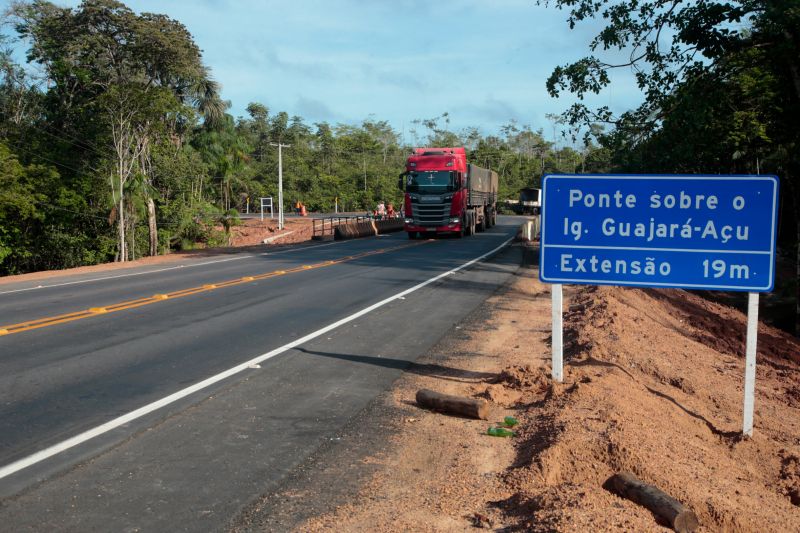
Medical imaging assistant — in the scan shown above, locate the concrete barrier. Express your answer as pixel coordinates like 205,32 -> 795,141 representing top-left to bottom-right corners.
515,218 -> 541,269
521,242 -> 539,268
334,218 -> 404,240
335,221 -> 376,240
334,224 -> 355,240
517,217 -> 541,242
375,219 -> 404,234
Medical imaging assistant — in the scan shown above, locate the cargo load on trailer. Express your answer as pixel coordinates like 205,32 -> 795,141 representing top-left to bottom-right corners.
398,147 -> 498,239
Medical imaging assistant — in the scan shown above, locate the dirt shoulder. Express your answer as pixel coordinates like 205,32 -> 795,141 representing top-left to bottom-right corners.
245,243 -> 800,532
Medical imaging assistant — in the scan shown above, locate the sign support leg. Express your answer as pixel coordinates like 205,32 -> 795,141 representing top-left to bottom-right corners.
742,292 -> 759,436
552,283 -> 563,382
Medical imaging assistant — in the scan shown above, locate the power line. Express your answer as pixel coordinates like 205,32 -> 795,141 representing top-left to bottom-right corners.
2,72 -> 109,155
21,120 -> 107,159
35,202 -> 108,221
5,138 -> 93,176
32,199 -> 244,230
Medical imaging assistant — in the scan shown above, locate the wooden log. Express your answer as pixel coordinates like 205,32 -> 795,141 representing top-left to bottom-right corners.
415,389 -> 489,420
609,472 -> 699,533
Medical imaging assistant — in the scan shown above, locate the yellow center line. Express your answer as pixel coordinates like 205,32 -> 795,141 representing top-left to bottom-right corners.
5,309 -> 93,329
0,241 -> 427,337
106,296 -> 156,310
168,287 -> 207,298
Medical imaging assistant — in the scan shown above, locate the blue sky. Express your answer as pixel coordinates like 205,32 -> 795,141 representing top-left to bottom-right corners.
8,0 -> 644,141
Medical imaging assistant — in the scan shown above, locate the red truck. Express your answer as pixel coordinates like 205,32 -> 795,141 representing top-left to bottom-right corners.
398,147 -> 498,239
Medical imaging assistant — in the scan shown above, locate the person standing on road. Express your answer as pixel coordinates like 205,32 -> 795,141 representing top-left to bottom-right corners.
375,201 -> 386,219
386,203 -> 395,218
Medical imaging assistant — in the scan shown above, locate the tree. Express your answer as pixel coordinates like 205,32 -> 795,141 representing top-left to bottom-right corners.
411,112 -> 461,147
0,34 -> 41,136
13,0 -> 222,260
0,142 -> 48,272
192,115 -> 251,212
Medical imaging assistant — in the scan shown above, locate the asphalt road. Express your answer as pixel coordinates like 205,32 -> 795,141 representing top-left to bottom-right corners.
0,216 -> 525,531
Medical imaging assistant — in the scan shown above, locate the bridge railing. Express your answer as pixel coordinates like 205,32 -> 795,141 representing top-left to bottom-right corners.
312,215 -> 372,239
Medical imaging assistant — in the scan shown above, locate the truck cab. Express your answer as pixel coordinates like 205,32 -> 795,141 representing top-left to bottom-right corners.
399,148 -> 469,238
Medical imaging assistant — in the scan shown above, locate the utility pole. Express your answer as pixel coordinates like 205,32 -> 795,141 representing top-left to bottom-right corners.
270,142 -> 291,230
363,150 -> 367,191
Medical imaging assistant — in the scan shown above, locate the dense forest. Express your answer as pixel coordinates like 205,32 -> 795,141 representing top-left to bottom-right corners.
1,0 -> 798,329
0,0 -> 600,276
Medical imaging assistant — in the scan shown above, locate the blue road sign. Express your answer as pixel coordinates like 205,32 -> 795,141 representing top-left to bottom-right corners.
539,175 -> 779,292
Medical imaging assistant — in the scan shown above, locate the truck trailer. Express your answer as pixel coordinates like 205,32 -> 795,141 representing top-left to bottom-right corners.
398,147 -> 498,239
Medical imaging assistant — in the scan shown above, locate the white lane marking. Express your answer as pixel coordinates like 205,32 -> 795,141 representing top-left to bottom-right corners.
0,236 -> 513,480
0,241 -> 343,295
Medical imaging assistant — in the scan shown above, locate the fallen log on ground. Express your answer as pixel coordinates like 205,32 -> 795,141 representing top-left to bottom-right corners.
415,389 -> 489,420
609,472 -> 699,532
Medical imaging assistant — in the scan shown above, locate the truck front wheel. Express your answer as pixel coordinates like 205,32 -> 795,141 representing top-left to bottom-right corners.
407,231 -> 418,240
457,213 -> 467,238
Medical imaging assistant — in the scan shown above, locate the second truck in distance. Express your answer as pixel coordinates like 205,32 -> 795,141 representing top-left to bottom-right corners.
399,147 -> 498,239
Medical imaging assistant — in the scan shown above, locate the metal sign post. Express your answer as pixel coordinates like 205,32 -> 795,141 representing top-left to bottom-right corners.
742,292 -> 759,436
270,143 -> 291,230
259,197 -> 273,221
539,174 -> 779,435
551,283 -> 563,382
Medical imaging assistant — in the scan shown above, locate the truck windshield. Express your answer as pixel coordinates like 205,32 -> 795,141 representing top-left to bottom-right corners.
405,171 -> 457,194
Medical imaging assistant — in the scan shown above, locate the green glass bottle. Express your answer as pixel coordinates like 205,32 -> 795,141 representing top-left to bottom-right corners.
503,416 -> 519,427
487,427 -> 515,437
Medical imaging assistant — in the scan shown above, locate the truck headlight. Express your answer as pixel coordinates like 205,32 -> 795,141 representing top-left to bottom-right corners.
449,217 -> 460,224
404,218 -> 413,224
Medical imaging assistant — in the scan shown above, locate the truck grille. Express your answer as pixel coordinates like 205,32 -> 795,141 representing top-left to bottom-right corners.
413,202 -> 449,226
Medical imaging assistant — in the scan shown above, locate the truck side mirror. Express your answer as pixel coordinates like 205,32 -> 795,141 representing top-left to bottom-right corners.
398,172 -> 406,191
